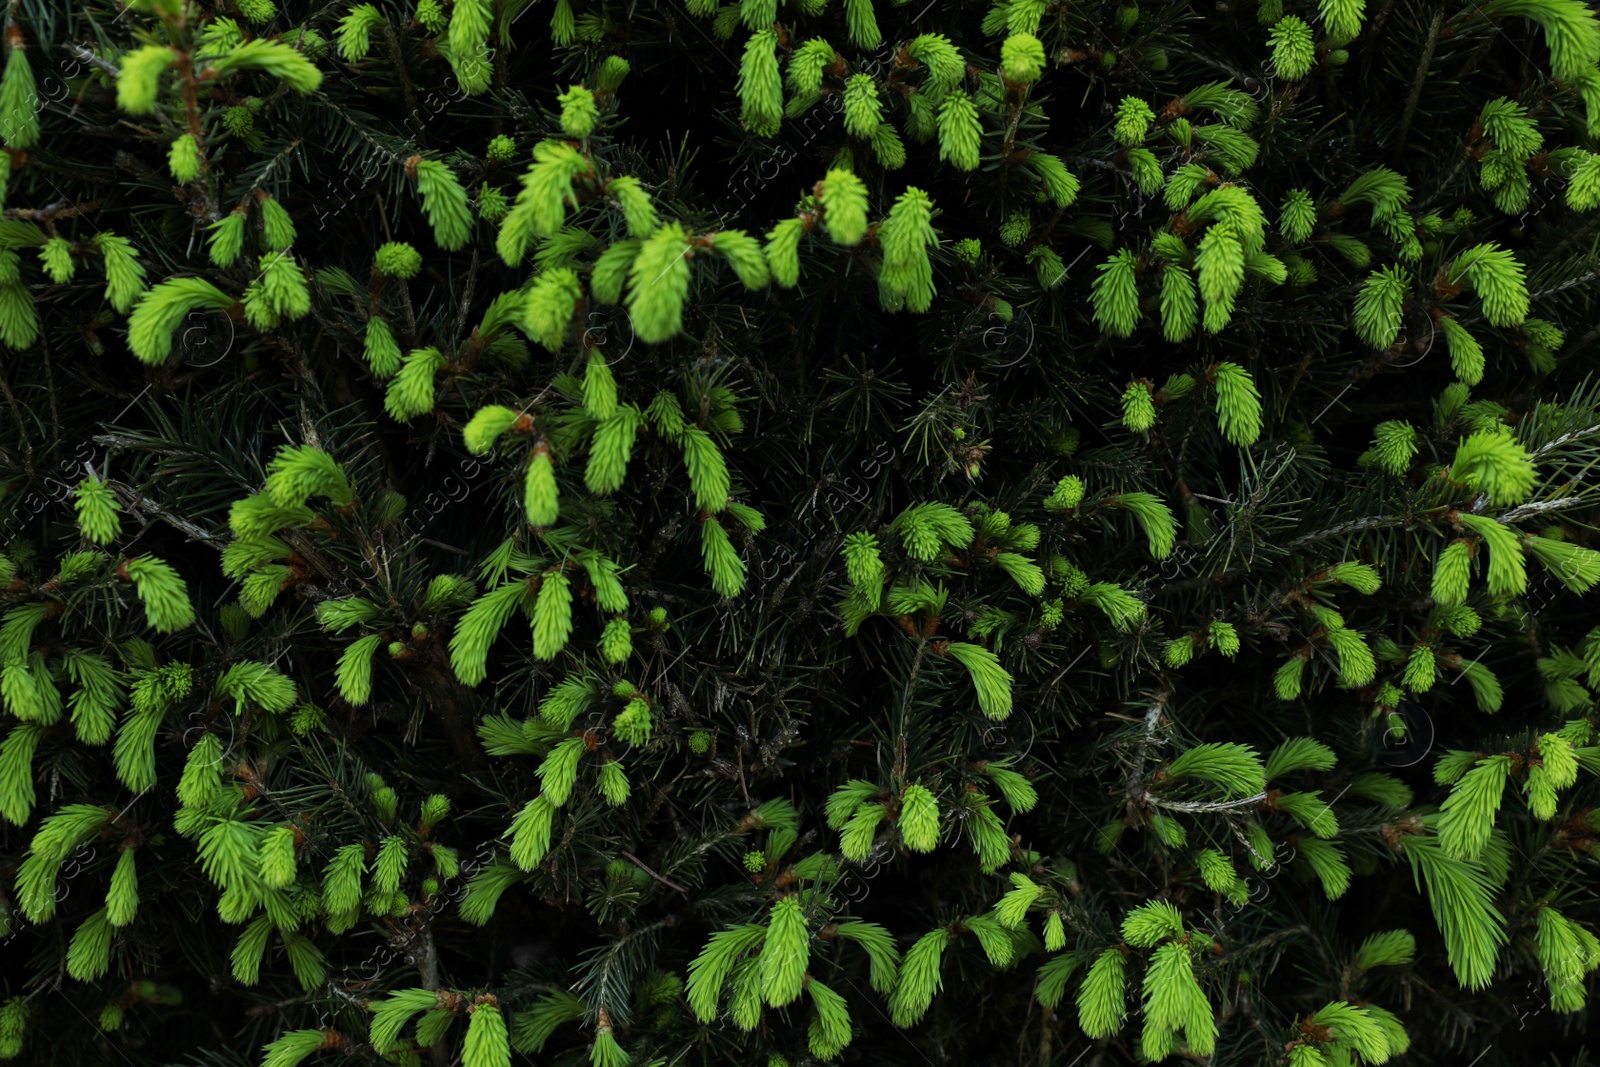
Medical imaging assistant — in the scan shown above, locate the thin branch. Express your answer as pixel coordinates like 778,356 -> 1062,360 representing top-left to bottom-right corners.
1123,691 -> 1171,812
893,636 -> 930,784
1285,514 -> 1408,549
620,850 -> 690,894
5,198 -> 103,222
63,42 -> 118,77
1146,791 -> 1267,814
451,245 -> 481,359
383,21 -> 426,148
106,481 -> 225,549
1530,426 -> 1600,457
1392,10 -> 1442,163
1499,497 -> 1586,520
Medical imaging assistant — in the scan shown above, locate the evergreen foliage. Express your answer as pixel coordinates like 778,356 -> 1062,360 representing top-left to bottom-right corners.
2,2 -> 1600,1066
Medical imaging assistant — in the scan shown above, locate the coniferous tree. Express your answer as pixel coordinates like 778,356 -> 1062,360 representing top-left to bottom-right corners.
2,1 -> 1600,1065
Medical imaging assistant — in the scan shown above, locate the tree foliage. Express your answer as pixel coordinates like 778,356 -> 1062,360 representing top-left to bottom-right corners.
2,1 -> 1600,1066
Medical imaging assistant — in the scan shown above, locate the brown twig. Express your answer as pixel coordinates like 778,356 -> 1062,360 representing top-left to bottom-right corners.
5,198 -> 103,222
